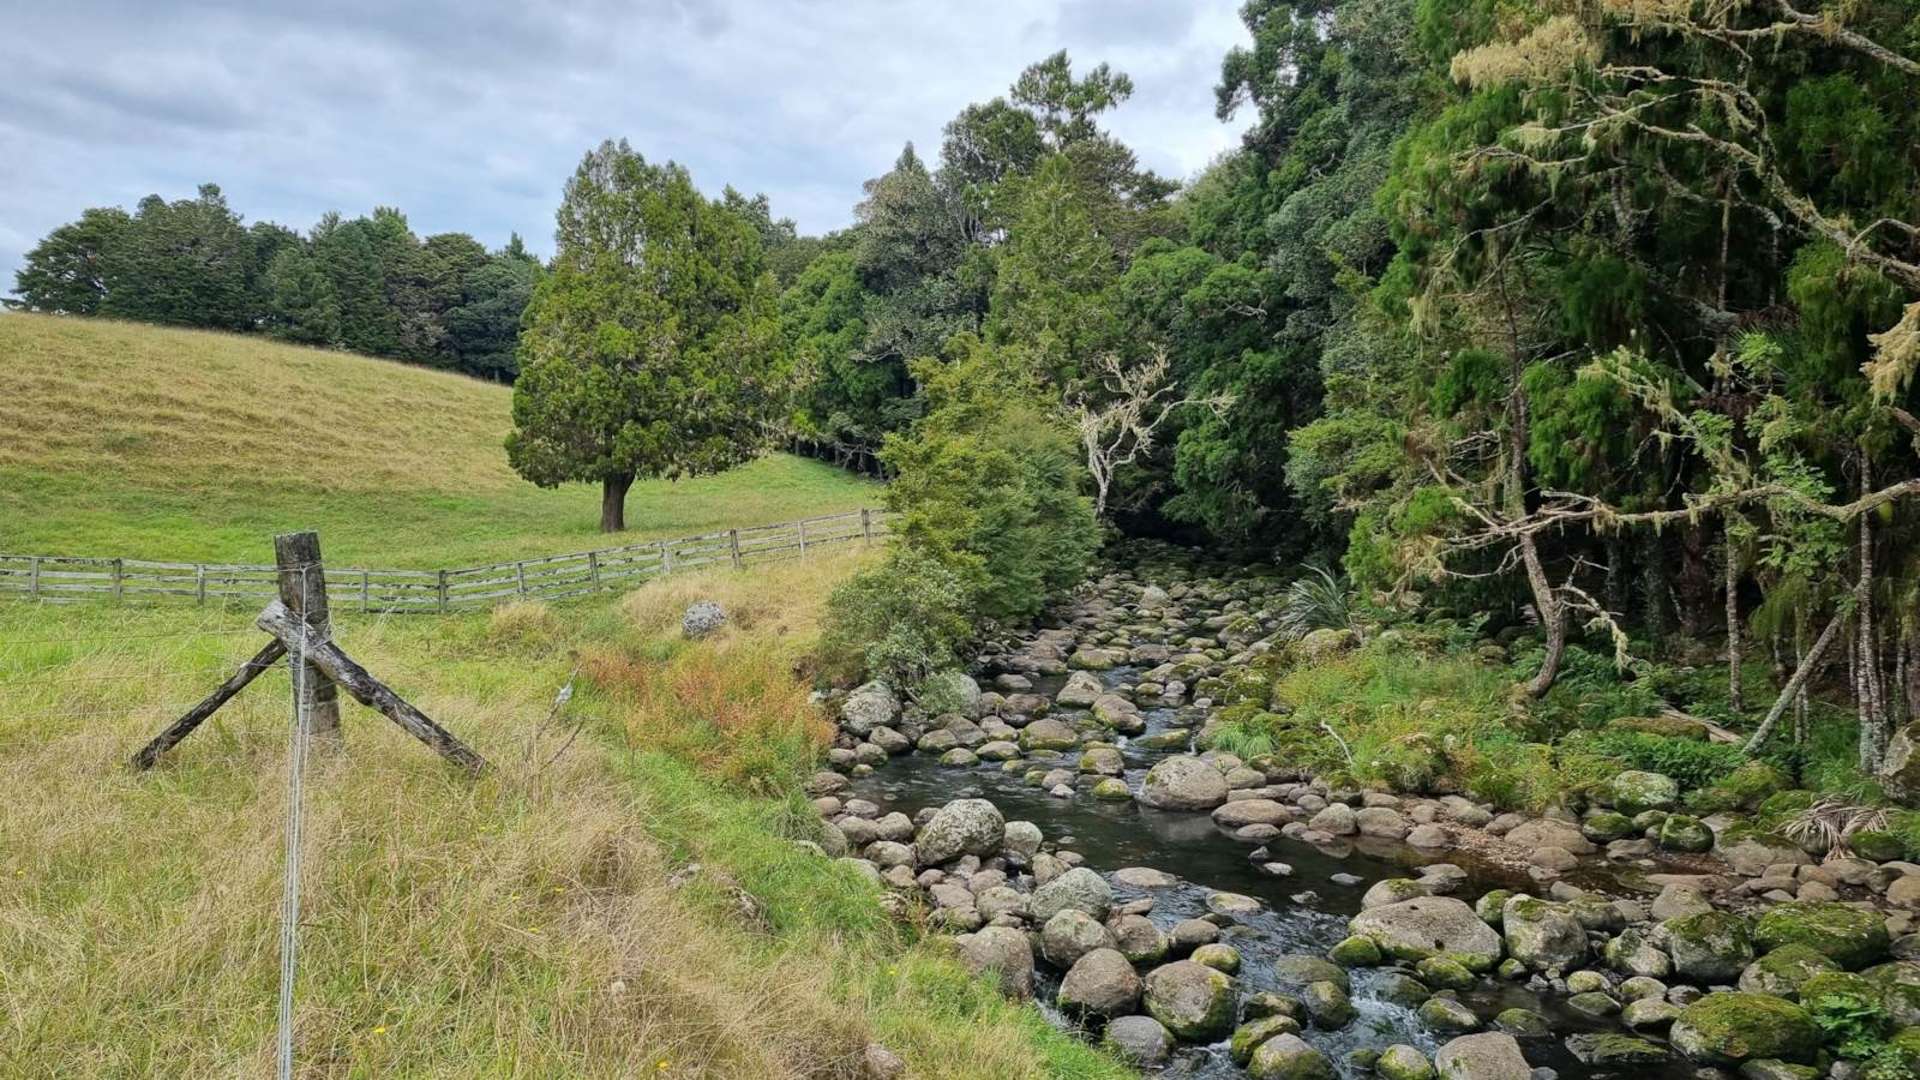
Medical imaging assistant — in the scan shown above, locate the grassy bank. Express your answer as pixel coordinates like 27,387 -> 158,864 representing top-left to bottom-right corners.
0,554 -> 1127,1078
0,314 -> 876,566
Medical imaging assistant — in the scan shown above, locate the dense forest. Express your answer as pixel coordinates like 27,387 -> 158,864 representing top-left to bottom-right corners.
14,0 -> 1920,779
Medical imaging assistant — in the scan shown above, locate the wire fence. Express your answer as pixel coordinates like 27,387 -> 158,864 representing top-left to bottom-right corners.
0,508 -> 892,615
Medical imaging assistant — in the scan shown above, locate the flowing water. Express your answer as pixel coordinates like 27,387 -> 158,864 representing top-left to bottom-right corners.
850,663 -> 1699,1079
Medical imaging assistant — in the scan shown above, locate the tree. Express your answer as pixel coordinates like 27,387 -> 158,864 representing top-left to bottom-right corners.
98,184 -> 255,330
507,139 -> 789,532
444,236 -> 542,381
7,207 -> 131,314
1071,347 -> 1236,517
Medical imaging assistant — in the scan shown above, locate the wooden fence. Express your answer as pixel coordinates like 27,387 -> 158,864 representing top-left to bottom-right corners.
0,509 -> 892,615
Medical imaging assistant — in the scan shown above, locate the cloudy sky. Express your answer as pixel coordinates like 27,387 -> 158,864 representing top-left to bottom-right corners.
0,1 -> 1253,290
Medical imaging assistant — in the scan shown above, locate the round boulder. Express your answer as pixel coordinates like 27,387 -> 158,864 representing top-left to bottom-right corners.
1669,992 -> 1819,1065
1349,896 -> 1503,969
1142,959 -> 1238,1041
914,799 -> 1005,867
1058,947 -> 1140,1017
1030,866 -> 1113,923
1138,755 -> 1230,811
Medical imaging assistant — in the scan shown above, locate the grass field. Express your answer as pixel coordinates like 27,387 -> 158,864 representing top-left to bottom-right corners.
0,315 -> 878,567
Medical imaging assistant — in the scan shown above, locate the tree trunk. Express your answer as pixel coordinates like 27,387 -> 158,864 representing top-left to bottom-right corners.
1746,606 -> 1847,752
600,472 -> 634,533
1726,526 -> 1744,713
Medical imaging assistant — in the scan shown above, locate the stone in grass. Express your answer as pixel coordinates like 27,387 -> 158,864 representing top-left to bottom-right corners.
1230,1014 -> 1304,1066
680,600 -> 726,638
1248,1033 -> 1337,1080
1420,995 -> 1481,1032
1142,959 -> 1238,1041
1302,980 -> 1356,1029
1752,901 -> 1892,971
1669,992 -> 1821,1065
1738,943 -> 1841,997
1664,911 -> 1756,983
1102,1014 -> 1173,1067
1330,934 -> 1383,967
1564,1033 -> 1668,1065
958,926 -> 1033,998
1379,1045 -> 1437,1080
1492,1007 -> 1551,1037
1416,954 -> 1478,991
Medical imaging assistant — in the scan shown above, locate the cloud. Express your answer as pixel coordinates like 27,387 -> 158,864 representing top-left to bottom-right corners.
0,1 -> 1250,290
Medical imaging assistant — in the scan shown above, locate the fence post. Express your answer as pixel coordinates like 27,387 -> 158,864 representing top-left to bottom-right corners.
516,562 -> 528,596
196,564 -> 207,605
437,570 -> 449,613
29,556 -> 42,600
588,551 -> 601,590
660,540 -> 674,575
112,558 -> 125,603
797,520 -> 808,554
361,570 -> 371,614
275,532 -> 342,738
861,509 -> 873,546
729,529 -> 742,569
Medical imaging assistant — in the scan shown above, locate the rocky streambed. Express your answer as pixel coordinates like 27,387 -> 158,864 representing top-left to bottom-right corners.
802,545 -> 1920,1080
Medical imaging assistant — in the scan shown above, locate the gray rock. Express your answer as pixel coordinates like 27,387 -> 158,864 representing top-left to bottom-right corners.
1503,896 -> 1588,972
1040,909 -> 1114,968
915,799 -> 1005,866
1103,1014 -> 1173,1066
1030,866 -> 1113,922
958,925 -> 1033,998
1142,959 -> 1238,1041
1058,947 -> 1140,1017
1138,755 -> 1231,811
840,681 -> 899,736
1248,1033 -> 1335,1080
1435,1033 -> 1532,1080
1350,896 -> 1504,968
680,600 -> 726,638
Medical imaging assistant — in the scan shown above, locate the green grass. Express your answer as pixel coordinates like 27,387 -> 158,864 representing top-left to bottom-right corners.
0,314 -> 877,566
0,556 -> 1131,1078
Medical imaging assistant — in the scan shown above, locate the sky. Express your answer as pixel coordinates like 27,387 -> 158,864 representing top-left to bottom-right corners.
0,1 -> 1254,291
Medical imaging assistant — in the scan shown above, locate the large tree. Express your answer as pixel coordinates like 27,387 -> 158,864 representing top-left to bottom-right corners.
507,139 -> 789,532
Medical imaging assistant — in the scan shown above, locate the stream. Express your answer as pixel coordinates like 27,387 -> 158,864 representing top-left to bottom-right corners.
849,662 -> 1701,1080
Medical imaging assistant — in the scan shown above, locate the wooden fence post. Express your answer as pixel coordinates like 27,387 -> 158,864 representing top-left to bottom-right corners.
195,564 -> 207,606
29,556 -> 41,600
275,532 -> 342,738
797,520 -> 808,554
588,551 -> 601,590
361,570 -> 371,613
437,570 -> 449,613
112,558 -> 125,603
660,540 -> 674,575
516,562 -> 528,596
860,509 -> 873,546
729,529 -> 742,569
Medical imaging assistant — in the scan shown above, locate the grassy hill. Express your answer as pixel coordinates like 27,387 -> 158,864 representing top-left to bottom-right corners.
0,314 -> 877,566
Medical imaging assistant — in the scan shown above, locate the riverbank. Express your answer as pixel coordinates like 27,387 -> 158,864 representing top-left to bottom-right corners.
815,540 -> 1920,1078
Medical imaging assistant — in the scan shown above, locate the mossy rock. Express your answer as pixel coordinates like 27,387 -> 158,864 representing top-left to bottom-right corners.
1850,829 -> 1907,863
1659,813 -> 1714,852
1886,1027 -> 1920,1073
1475,889 -> 1515,927
1329,935 -> 1382,968
1610,715 -> 1710,741
1230,1015 -> 1302,1066
1738,943 -> 1840,998
1493,1006 -> 1552,1037
1666,911 -> 1757,982
1565,1033 -> 1668,1065
1753,902 -> 1891,971
1416,954 -> 1477,991
1273,954 -> 1351,993
1797,970 -> 1879,1010
1582,812 -> 1635,843
1418,995 -> 1480,1032
1670,992 -> 1820,1064
1611,770 -> 1680,816
1302,980 -> 1356,1029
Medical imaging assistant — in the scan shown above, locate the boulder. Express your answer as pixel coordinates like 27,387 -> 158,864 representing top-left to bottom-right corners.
1502,896 -> 1588,972
840,681 -> 898,736
1350,896 -> 1503,969
1739,944 -> 1841,997
1717,830 -> 1813,877
1659,814 -> 1714,853
1057,947 -> 1140,1017
1020,718 -> 1080,752
1363,879 -> 1432,910
1138,755 -> 1231,811
1056,671 -> 1104,708
958,926 -> 1033,998
1380,1045 -> 1436,1080
1102,1014 -> 1173,1067
1249,1033 -> 1336,1080
915,799 -> 1005,866
1752,901 -> 1891,970
1664,911 -> 1756,982
1030,866 -> 1113,922
1230,1015 -> 1303,1066
1564,1033 -> 1667,1065
1669,993 -> 1820,1065
1504,818 -> 1597,856
1603,927 -> 1672,979
1419,996 -> 1480,1032
1040,909 -> 1114,969
1434,1033 -> 1531,1080
1609,770 -> 1680,815
680,600 -> 726,638
1302,979 -> 1356,1028
1298,627 -> 1359,662
1214,799 -> 1293,828
1142,959 -> 1238,1041
1272,954 -> 1351,993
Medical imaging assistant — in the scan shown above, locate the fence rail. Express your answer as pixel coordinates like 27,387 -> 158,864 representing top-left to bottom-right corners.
0,509 -> 892,615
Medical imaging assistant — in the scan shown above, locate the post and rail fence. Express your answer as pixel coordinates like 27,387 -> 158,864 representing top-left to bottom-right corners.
0,508 -> 891,615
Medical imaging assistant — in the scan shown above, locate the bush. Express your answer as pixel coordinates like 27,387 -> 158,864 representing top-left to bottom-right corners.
881,334 -> 1101,622
1572,730 -> 1750,790
818,548 -> 976,689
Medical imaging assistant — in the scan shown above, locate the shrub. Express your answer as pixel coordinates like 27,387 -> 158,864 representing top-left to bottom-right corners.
817,548 -> 976,689
1573,730 -> 1749,790
881,334 -> 1101,621
1277,563 -> 1356,640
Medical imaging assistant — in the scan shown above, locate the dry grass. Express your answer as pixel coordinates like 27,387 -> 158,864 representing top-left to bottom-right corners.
0,554 -> 1128,1080
0,313 -> 877,566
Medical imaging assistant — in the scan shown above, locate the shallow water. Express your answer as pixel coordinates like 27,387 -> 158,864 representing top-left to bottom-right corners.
849,664 -> 1699,1079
